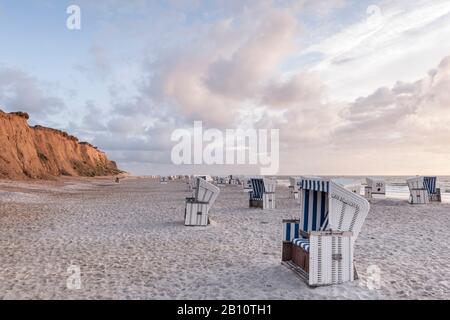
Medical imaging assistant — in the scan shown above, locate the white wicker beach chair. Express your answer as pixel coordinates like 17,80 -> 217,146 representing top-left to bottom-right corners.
282,177 -> 370,286
407,176 -> 441,204
185,178 -> 220,226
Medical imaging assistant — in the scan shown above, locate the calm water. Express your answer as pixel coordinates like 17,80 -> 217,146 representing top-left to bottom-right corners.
276,176 -> 450,203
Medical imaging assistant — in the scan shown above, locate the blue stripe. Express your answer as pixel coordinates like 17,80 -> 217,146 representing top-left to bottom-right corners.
303,189 -> 309,231
424,177 -> 436,194
312,191 -> 318,230
320,191 -> 326,226
294,223 -> 299,238
286,223 -> 291,241
250,178 -> 264,199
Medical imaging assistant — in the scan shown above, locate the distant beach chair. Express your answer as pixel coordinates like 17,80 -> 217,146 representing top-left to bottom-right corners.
216,176 -> 227,186
160,176 -> 168,184
282,177 -> 370,286
115,177 -> 120,183
249,178 -> 276,209
185,177 -> 220,226
407,176 -> 441,204
289,177 -> 301,199
184,175 -> 192,191
364,178 -> 386,199
242,178 -> 253,192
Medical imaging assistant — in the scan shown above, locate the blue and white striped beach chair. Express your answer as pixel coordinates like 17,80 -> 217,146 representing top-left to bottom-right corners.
282,177 -> 370,286
160,176 -> 168,184
249,178 -> 276,209
407,176 -> 441,204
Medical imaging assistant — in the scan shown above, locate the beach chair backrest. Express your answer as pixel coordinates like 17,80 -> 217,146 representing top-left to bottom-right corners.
366,178 -> 385,194
195,178 -> 220,206
423,177 -> 437,195
250,178 -> 265,200
300,178 -> 330,232
407,177 -> 424,191
289,177 -> 296,187
263,178 -> 276,193
328,181 -> 370,240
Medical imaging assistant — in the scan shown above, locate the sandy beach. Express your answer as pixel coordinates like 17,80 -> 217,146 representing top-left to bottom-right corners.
0,177 -> 449,300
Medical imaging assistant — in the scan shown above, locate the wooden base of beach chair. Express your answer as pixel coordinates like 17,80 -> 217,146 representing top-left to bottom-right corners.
292,245 -> 309,273
282,241 -> 292,261
430,188 -> 441,202
249,199 -> 263,208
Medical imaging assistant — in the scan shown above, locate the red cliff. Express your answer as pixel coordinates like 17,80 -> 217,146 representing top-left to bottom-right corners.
0,110 -> 122,179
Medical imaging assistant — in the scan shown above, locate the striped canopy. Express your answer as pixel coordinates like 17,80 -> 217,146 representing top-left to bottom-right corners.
250,178 -> 265,200
301,178 -> 330,193
423,177 -> 437,195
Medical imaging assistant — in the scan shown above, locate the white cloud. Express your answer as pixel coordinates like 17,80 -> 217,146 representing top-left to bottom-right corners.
0,68 -> 65,118
299,0 -> 450,101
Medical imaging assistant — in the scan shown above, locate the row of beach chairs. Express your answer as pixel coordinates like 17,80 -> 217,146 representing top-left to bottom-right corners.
179,174 -> 443,288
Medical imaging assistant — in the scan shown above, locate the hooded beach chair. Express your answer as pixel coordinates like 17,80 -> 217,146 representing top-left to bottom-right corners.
282,177 -> 370,286
184,177 -> 220,226
407,176 -> 441,204
249,178 -> 276,209
160,176 -> 168,184
365,178 -> 386,199
242,178 -> 253,192
216,176 -> 227,186
288,177 -> 301,199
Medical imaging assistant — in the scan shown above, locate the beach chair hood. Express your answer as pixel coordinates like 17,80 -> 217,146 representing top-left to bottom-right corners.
195,178 -> 220,207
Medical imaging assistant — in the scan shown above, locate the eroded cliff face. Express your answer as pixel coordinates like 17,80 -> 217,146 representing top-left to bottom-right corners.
0,110 -> 121,179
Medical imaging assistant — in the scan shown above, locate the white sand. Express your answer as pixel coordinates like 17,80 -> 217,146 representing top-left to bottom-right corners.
0,178 -> 449,299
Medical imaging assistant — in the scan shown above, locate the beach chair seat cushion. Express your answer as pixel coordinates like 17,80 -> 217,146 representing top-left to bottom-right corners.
292,238 -> 310,252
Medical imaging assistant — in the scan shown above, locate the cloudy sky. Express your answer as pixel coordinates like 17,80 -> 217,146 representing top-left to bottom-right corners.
1,0 -> 450,175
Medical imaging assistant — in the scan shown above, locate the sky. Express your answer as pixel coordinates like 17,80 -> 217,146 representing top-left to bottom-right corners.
1,0 -> 450,176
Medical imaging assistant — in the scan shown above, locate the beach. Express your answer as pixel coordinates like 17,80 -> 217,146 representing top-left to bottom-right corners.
0,177 -> 449,300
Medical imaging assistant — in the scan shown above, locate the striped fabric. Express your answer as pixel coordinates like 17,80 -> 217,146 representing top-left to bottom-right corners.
301,178 -> 330,192
300,189 -> 329,232
423,177 -> 437,195
250,178 -> 265,200
292,238 -> 310,252
283,222 -> 300,241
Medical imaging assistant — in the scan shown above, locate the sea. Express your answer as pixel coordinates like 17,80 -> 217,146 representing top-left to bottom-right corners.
275,176 -> 450,203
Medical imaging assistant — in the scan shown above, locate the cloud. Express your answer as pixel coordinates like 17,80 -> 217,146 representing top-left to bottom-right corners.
0,68 -> 65,117
300,0 -> 450,101
333,55 -> 450,154
144,0 -> 346,128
